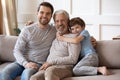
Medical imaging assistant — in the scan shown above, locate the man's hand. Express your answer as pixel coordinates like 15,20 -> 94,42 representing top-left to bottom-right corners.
39,62 -> 52,70
25,62 -> 38,70
91,36 -> 97,48
25,20 -> 34,26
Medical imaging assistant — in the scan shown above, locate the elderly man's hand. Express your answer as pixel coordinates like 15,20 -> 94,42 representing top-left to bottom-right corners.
39,62 -> 52,70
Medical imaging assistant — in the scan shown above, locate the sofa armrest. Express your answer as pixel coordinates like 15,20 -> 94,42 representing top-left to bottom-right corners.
0,35 -> 18,62
96,40 -> 120,69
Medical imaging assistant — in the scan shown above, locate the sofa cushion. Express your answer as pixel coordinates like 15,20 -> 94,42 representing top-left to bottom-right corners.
0,35 -> 17,62
96,40 -> 120,69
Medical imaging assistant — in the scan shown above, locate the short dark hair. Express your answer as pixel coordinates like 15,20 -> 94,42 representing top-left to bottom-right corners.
70,17 -> 85,28
37,2 -> 54,14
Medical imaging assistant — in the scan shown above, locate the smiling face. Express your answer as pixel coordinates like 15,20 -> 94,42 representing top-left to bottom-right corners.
69,17 -> 85,34
71,24 -> 83,34
37,6 -> 52,26
54,13 -> 69,35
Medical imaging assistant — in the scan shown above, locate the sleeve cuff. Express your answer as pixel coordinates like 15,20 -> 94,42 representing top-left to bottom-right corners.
23,61 -> 28,67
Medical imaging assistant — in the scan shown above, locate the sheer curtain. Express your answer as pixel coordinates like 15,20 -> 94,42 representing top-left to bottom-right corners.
1,0 -> 18,35
0,0 -> 3,34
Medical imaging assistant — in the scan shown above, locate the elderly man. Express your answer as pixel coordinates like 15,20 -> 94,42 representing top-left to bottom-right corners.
30,10 -> 81,80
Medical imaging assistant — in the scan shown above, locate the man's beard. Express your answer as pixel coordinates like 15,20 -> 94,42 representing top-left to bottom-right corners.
39,18 -> 50,25
57,26 -> 64,35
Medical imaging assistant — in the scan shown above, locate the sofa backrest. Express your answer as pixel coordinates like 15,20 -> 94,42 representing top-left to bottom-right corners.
0,35 -> 17,62
96,40 -> 120,69
0,35 -> 120,69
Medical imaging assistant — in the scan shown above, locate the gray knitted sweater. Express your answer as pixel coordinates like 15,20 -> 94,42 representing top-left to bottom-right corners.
13,23 -> 56,66
47,34 -> 81,65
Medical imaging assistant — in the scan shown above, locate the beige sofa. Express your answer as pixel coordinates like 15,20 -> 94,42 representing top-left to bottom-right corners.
0,35 -> 120,80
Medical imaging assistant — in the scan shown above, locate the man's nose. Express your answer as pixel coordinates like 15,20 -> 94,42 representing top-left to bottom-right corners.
58,21 -> 63,25
43,13 -> 47,17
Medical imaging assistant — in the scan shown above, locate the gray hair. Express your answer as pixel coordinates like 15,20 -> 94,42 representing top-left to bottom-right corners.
53,10 -> 70,21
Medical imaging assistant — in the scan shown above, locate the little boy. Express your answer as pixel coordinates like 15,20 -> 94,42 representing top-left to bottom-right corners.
57,17 -> 110,76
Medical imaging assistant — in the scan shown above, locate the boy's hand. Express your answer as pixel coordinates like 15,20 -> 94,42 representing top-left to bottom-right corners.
56,32 -> 64,41
56,32 -> 61,37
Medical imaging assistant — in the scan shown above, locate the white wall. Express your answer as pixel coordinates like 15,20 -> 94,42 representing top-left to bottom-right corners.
17,0 -> 120,40
16,0 -> 42,29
